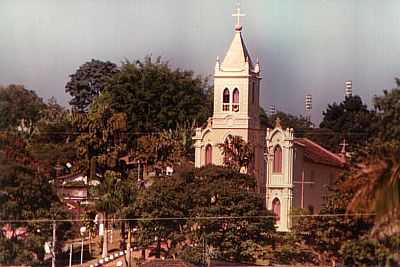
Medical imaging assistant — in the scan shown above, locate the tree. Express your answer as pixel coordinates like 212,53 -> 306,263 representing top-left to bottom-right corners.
290,176 -> 374,265
0,152 -> 71,265
268,111 -> 313,133
186,167 -> 276,263
339,236 -> 397,266
29,97 -> 76,177
92,170 -> 123,257
0,85 -> 46,133
218,136 -> 254,173
346,81 -> 400,237
134,126 -> 193,176
72,91 -> 127,177
136,166 -> 276,264
106,57 -> 212,145
66,59 -> 119,112
319,95 -> 376,152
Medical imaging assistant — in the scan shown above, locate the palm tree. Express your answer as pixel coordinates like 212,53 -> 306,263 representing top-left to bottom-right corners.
347,84 -> 400,237
218,135 -> 254,173
346,141 -> 400,237
94,171 -> 122,257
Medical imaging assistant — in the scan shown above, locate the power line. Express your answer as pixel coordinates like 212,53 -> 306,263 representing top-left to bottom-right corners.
0,213 -> 376,224
0,130 -> 373,136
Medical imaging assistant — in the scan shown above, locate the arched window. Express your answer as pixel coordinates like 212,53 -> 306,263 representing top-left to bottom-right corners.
232,88 -> 239,112
222,88 -> 230,111
272,198 -> 281,222
273,145 -> 282,173
205,144 -> 213,165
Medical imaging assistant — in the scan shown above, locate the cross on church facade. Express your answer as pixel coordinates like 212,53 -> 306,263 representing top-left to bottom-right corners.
232,4 -> 246,27
340,139 -> 348,154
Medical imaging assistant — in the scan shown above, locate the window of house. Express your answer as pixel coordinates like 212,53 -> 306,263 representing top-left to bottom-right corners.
222,88 -> 230,111
272,198 -> 281,222
205,144 -> 213,165
273,145 -> 283,173
232,88 -> 239,112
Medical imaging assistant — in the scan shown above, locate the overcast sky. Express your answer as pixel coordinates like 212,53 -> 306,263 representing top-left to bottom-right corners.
1,0 -> 400,123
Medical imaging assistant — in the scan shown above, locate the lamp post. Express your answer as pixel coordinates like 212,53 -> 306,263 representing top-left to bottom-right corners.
80,226 -> 87,266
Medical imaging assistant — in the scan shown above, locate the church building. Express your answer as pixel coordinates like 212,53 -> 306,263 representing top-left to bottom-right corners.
193,6 -> 346,231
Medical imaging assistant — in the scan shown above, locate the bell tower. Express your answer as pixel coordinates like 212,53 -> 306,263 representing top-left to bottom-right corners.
193,5 -> 265,194
212,5 -> 261,130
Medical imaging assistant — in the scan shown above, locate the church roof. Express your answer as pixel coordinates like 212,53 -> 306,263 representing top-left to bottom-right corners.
294,138 -> 346,168
221,30 -> 253,69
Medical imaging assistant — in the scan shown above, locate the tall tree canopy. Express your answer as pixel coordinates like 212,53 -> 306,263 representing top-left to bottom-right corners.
0,135 -> 71,265
268,111 -> 313,133
72,92 -> 127,175
346,80 -> 400,237
106,57 -> 212,142
0,85 -> 46,132
65,59 -> 119,112
319,95 -> 376,152
136,166 -> 276,264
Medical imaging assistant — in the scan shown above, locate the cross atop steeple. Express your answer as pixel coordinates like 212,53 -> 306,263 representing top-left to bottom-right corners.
232,4 -> 246,30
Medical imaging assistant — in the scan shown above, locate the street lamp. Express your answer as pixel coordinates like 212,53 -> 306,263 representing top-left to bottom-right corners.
80,226 -> 87,266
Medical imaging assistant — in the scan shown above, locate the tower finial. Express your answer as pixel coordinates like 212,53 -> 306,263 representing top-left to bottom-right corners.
232,3 -> 246,31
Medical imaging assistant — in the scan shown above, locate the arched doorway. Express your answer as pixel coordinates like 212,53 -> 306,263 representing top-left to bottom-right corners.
272,198 -> 281,223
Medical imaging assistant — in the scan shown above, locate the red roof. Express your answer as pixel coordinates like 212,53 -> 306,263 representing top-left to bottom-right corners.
294,138 -> 345,168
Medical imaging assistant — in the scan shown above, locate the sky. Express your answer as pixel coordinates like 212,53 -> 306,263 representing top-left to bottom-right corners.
1,0 -> 400,124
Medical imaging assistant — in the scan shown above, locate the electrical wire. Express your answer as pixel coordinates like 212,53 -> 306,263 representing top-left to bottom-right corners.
0,213 -> 376,224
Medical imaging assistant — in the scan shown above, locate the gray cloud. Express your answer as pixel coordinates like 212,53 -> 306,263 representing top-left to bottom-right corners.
1,0 -> 399,124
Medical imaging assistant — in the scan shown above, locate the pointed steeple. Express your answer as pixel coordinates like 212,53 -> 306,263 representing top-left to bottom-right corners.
220,5 -> 253,70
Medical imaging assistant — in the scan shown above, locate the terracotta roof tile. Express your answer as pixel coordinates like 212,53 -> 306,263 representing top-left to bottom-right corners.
294,138 -> 345,168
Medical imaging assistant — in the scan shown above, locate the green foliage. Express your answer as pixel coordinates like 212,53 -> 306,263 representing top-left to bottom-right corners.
218,135 -> 254,173
176,246 -> 205,266
73,92 -> 127,173
374,83 -> 400,143
135,127 -> 191,176
0,154 -> 71,265
344,83 -> 400,237
136,166 -> 276,264
291,177 -> 373,264
340,237 -> 392,266
0,84 -> 46,132
269,111 -> 313,133
65,59 -> 119,112
106,57 -> 212,144
319,95 -> 376,151
94,171 -> 124,215
28,98 -> 76,177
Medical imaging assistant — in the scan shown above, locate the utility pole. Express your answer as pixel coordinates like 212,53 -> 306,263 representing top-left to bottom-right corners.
69,244 -> 73,267
52,220 -> 56,267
